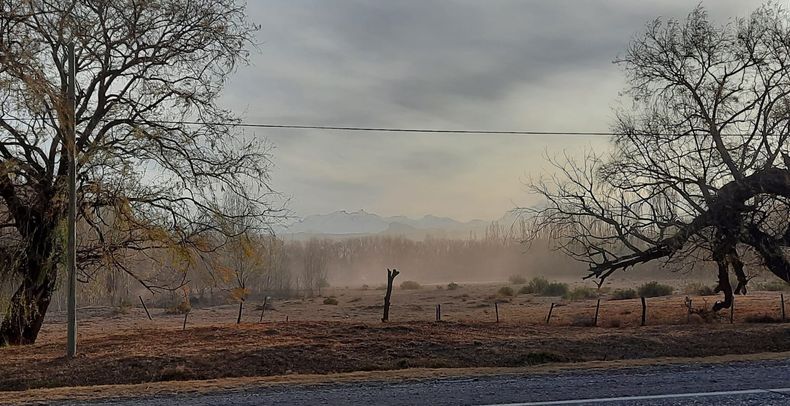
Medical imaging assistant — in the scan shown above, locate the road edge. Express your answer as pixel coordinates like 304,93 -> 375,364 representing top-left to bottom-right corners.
4,351 -> 790,405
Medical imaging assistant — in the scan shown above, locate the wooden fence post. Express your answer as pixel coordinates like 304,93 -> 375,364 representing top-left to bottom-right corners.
593,299 -> 601,327
139,295 -> 152,321
259,296 -> 269,323
182,311 -> 189,330
435,304 -> 442,322
546,303 -> 555,324
730,298 -> 735,324
237,299 -> 244,324
781,294 -> 786,323
640,297 -> 647,326
495,302 -> 499,323
381,268 -> 400,322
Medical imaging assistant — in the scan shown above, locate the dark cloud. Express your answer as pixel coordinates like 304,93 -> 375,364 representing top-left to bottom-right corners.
221,0 -> 766,220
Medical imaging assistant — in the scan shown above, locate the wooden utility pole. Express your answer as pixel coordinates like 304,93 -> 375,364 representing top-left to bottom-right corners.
381,268 -> 399,322
66,42 -> 77,359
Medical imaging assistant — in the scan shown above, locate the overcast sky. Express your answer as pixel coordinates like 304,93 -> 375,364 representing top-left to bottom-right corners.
220,0 -> 767,221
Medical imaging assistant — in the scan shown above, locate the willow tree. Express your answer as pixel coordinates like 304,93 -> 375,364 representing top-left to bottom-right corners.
527,5 -> 790,311
0,0 -> 278,345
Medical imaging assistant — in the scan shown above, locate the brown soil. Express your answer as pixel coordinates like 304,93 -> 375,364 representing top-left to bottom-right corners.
2,284 -> 789,392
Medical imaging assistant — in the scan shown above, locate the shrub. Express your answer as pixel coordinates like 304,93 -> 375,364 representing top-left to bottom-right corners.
508,275 -> 527,285
165,300 -> 191,315
611,288 -> 637,300
637,281 -> 674,298
518,277 -> 567,296
563,286 -> 598,301
400,280 -> 422,290
323,297 -> 339,305
542,282 -> 569,297
752,280 -> 790,292
683,282 -> 716,296
447,282 -> 460,290
520,277 -> 550,294
498,286 -> 515,297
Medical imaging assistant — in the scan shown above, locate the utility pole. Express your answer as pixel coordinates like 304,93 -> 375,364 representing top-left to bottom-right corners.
66,42 -> 77,359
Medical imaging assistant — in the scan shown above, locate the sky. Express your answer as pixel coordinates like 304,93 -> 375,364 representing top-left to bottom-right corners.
219,0 -> 768,222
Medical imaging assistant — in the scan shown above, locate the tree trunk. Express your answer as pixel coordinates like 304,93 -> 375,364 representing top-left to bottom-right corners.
0,225 -> 59,346
381,268 -> 399,322
0,270 -> 57,346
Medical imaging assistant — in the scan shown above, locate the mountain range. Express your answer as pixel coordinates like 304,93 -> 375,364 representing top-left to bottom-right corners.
282,209 -> 505,239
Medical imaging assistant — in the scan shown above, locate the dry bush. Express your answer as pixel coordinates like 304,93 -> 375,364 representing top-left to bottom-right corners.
752,280 -> 790,292
323,297 -> 339,305
519,277 -> 549,294
498,286 -> 515,297
563,286 -> 598,301
683,282 -> 716,296
611,288 -> 637,300
542,282 -> 569,297
447,282 -> 460,290
400,280 -> 422,290
165,301 -> 191,315
637,281 -> 673,298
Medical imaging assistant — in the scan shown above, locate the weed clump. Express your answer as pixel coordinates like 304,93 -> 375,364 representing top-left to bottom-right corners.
498,286 -> 515,297
637,281 -> 674,298
447,282 -> 460,290
323,297 -> 339,305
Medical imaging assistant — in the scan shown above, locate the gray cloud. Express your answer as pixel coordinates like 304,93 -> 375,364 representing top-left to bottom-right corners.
221,0 -> 767,220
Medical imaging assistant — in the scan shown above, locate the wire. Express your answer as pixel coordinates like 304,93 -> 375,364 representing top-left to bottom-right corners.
1,117 -> 781,137
159,121 -> 615,136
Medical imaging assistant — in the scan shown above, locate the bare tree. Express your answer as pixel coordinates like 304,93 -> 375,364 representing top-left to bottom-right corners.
300,238 -> 328,296
0,0 -> 279,345
526,5 -> 790,311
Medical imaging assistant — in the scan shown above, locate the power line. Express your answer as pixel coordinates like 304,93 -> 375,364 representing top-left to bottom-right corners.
2,117 -> 781,137
163,121 -> 616,137
2,117 -> 614,136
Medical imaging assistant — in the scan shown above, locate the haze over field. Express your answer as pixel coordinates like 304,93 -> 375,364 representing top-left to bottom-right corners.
221,0 -> 767,221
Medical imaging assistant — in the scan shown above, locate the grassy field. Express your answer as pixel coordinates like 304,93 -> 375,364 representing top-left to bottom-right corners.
2,282 -> 789,392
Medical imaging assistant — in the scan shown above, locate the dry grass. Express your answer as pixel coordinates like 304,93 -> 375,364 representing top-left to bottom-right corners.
2,283 -> 789,392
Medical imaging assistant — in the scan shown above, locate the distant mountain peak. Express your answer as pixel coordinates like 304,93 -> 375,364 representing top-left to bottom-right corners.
284,210 -> 490,237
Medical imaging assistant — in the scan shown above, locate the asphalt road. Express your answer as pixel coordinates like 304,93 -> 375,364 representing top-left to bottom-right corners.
62,359 -> 790,405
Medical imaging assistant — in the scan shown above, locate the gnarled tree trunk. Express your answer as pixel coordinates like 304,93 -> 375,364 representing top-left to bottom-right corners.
0,225 -> 59,346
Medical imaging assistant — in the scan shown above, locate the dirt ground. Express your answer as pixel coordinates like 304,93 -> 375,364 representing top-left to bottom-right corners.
2,283 -> 789,392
